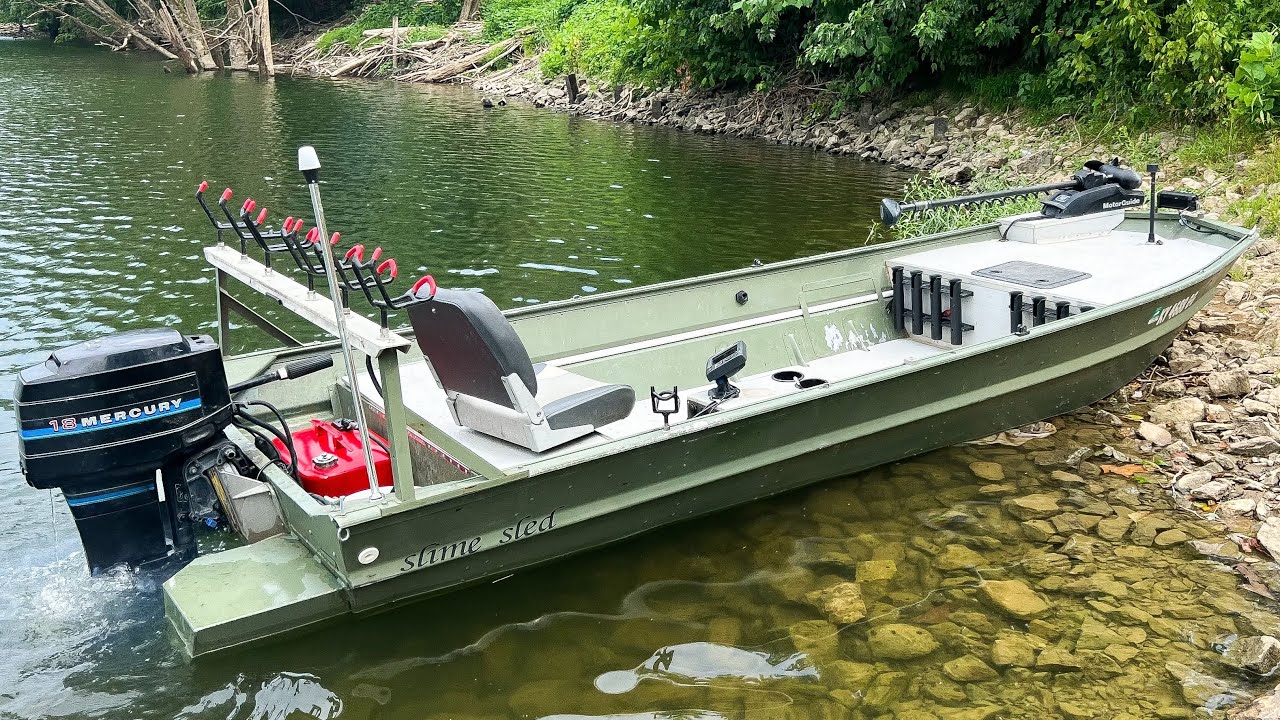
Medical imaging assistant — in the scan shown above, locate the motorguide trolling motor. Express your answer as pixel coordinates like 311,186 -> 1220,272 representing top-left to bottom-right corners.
880,159 -> 1146,227
14,329 -> 332,575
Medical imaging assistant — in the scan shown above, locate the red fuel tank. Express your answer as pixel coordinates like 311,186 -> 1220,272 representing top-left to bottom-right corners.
273,419 -> 392,496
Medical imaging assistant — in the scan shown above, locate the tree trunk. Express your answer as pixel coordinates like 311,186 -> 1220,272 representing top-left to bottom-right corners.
459,0 -> 480,22
172,0 -> 217,70
225,0 -> 250,71
254,0 -> 273,76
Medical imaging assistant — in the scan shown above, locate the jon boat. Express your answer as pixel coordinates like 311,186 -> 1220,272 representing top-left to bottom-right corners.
12,154 -> 1255,657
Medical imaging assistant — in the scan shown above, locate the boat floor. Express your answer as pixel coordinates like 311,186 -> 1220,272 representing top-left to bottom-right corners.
356,338 -> 947,474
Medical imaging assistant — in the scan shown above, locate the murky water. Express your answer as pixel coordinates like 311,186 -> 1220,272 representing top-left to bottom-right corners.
1,38 -> 1277,720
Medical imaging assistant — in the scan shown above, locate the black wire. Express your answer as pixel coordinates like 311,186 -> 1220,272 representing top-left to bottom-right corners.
234,403 -> 298,481
365,354 -> 384,399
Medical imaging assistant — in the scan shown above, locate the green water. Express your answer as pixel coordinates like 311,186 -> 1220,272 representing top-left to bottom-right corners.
1,38 -> 1277,720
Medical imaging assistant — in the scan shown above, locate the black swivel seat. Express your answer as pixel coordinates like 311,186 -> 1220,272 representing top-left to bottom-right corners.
407,289 -> 635,452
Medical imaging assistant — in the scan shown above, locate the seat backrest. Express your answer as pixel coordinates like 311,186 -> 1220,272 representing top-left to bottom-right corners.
407,289 -> 537,408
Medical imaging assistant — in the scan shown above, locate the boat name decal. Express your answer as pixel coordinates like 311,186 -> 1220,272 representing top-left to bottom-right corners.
1147,292 -> 1199,326
21,397 -> 201,440
398,507 -> 562,572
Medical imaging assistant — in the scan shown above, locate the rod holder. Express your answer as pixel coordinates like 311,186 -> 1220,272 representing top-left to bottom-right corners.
929,275 -> 943,340
949,279 -> 963,345
910,271 -> 924,335
1009,292 -> 1024,334
1055,301 -> 1071,320
1032,296 -> 1047,326
890,266 -> 905,332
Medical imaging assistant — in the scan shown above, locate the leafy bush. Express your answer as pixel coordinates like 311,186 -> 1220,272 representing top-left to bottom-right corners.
1228,30 -> 1280,125
540,0 -> 651,81
315,0 -> 461,52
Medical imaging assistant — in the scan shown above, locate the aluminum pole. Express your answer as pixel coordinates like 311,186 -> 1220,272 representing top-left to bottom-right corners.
299,146 -> 383,501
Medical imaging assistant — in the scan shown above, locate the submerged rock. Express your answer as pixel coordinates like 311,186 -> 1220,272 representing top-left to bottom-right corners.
1034,648 -> 1082,671
933,544 -> 985,571
978,580 -> 1051,620
805,582 -> 867,625
1002,494 -> 1061,520
969,461 -> 1005,482
990,632 -> 1040,667
942,654 -> 999,682
1166,660 -> 1239,710
867,623 -> 940,660
593,641 -> 818,694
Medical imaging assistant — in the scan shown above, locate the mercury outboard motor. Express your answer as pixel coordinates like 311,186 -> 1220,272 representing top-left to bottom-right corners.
15,329 -> 234,574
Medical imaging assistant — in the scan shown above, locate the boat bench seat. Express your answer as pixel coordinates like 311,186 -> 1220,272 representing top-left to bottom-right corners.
407,289 -> 636,453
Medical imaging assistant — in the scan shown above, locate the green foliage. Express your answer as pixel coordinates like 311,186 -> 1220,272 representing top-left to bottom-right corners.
315,0 -> 461,52
1229,142 -> 1280,233
540,0 -> 650,81
482,0 -> 582,41
1227,30 -> 1280,125
893,174 -> 1043,238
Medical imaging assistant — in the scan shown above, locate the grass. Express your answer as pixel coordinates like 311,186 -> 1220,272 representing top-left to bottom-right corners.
1228,141 -> 1280,233
893,174 -> 1044,238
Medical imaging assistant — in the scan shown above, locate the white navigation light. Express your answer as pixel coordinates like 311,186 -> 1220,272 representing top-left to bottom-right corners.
297,145 -> 321,172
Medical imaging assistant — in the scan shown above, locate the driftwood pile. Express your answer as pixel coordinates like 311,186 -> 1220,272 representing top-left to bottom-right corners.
287,24 -> 535,84
30,0 -> 274,75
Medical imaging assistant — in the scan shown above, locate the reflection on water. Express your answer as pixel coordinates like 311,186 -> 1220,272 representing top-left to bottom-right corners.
1,38 -> 1277,720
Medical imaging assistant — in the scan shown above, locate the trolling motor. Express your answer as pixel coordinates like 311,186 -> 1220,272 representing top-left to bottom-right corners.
880,159 -> 1145,227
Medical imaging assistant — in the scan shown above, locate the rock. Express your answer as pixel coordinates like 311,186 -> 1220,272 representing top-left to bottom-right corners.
1221,497 -> 1257,517
1001,494 -> 1060,520
1139,421 -> 1174,446
1166,660 -> 1237,708
934,544 -> 985,571
804,582 -> 867,625
1223,635 -> 1280,675
1208,369 -> 1252,397
1232,686 -> 1280,719
978,580 -> 1050,620
862,672 -> 909,713
1076,617 -> 1129,651
954,107 -> 978,126
825,659 -> 877,689
1149,397 -> 1207,425
1154,529 -> 1191,546
969,461 -> 1005,482
1254,518 -> 1280,560
789,620 -> 839,660
856,559 -> 897,582
942,654 -> 999,682
990,634 -> 1039,667
1189,480 -> 1233,501
867,623 -> 940,660
1095,516 -> 1133,542
1105,644 -> 1140,663
1022,520 -> 1057,542
1035,648 -> 1082,671
1154,379 -> 1188,396
1231,437 -> 1280,457
1174,470 -> 1215,494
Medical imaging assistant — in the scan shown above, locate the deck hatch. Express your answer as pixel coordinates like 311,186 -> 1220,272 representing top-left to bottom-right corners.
972,261 -> 1091,289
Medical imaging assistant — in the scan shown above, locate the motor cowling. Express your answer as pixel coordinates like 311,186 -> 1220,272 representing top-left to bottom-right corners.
14,328 -> 233,573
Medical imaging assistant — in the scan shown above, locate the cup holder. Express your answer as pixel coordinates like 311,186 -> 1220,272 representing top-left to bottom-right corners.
772,370 -> 804,382
796,377 -> 827,389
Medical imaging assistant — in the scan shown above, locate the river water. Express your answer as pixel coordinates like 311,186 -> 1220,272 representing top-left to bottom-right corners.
1,37 -> 1277,720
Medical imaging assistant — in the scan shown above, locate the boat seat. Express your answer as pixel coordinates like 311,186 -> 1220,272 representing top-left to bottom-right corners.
407,289 -> 635,452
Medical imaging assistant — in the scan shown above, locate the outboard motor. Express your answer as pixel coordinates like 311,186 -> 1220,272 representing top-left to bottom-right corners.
14,329 -> 233,574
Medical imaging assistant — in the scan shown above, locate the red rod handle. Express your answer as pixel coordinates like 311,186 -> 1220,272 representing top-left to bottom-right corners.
344,244 -> 364,262
243,199 -> 256,214
283,217 -> 295,232
198,180 -> 209,194
330,232 -> 341,246
255,208 -> 268,226
370,247 -> 383,262
306,227 -> 320,245
411,275 -> 437,297
220,188 -> 233,203
294,220 -> 306,235
377,258 -> 397,280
